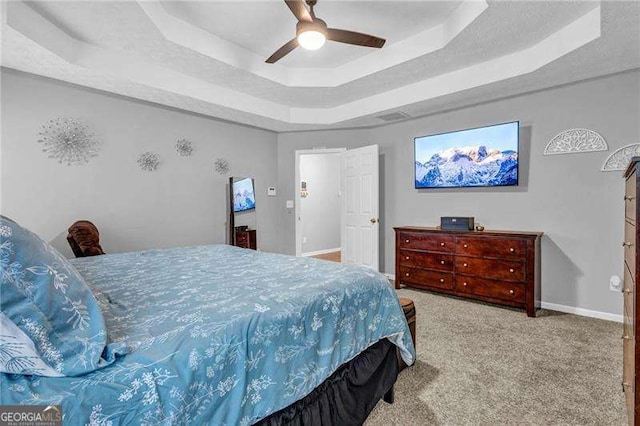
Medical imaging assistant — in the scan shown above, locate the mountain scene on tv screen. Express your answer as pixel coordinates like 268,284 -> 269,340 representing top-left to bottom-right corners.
415,145 -> 518,188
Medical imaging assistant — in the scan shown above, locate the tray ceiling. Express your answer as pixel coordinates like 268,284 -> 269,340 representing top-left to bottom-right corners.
1,1 -> 639,132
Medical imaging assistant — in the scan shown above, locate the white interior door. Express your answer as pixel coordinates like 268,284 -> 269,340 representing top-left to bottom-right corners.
341,144 -> 380,270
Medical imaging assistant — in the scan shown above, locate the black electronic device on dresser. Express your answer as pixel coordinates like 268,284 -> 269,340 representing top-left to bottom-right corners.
441,217 -> 475,231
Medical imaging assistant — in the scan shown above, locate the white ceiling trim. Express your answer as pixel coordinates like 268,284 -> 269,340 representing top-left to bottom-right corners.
5,1 -> 601,126
6,1 -> 292,122
139,0 -> 488,88
290,6 -> 602,124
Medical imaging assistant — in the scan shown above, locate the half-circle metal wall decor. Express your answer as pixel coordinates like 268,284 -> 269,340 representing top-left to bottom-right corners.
602,143 -> 640,172
544,128 -> 608,155
37,117 -> 100,165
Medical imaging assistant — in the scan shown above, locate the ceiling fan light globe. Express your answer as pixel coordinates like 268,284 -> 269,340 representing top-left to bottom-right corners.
298,30 -> 326,50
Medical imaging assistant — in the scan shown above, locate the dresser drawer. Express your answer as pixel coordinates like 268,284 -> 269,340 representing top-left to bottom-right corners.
624,289 -> 634,339
624,336 -> 635,403
625,221 -> 636,279
622,339 -> 635,398
398,232 -> 454,253
399,266 -> 453,290
398,250 -> 453,271
456,237 -> 526,259
454,276 -> 525,304
455,256 -> 525,281
626,176 -> 636,223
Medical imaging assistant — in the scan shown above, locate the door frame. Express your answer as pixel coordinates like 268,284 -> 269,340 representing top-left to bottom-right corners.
295,148 -> 346,257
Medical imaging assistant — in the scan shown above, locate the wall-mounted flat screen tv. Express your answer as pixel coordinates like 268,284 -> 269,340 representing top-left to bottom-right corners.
233,178 -> 256,212
414,121 -> 519,189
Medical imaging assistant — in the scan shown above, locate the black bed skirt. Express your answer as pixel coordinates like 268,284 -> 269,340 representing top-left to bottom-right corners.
257,339 -> 399,426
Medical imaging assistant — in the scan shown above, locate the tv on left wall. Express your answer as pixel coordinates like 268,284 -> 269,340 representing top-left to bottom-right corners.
233,178 -> 256,213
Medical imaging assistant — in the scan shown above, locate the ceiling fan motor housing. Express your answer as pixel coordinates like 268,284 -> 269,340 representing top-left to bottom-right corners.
296,19 -> 327,38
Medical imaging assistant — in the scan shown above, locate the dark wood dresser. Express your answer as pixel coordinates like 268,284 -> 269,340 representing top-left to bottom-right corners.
234,228 -> 257,250
623,157 -> 640,424
394,226 -> 542,317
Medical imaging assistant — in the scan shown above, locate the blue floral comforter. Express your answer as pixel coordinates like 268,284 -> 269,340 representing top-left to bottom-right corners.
1,245 -> 415,425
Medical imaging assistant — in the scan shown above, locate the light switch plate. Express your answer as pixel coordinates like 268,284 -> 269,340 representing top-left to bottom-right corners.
267,187 -> 277,196
286,200 -> 294,209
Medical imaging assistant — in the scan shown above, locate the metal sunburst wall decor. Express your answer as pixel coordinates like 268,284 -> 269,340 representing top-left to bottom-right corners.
214,158 -> 230,175
137,152 -> 160,172
37,117 -> 100,165
175,139 -> 194,157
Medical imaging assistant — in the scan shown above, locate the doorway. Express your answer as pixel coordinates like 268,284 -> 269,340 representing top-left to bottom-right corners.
295,149 -> 345,260
295,144 -> 380,271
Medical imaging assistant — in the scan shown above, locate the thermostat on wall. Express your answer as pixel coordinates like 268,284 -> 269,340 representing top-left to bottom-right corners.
267,187 -> 277,196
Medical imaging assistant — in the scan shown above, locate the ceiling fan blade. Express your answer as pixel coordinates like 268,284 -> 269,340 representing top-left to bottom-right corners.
326,28 -> 386,48
266,38 -> 299,63
285,0 -> 312,22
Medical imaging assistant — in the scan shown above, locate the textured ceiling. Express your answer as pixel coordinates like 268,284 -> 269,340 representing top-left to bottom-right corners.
161,1 -> 462,68
2,1 -> 639,132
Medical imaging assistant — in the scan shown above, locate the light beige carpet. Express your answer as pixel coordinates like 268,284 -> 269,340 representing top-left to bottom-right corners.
366,288 -> 626,425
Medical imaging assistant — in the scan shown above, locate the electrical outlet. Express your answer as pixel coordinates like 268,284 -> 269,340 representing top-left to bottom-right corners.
610,275 -> 622,292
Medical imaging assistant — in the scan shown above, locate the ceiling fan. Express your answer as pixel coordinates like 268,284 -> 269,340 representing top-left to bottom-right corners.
266,0 -> 386,64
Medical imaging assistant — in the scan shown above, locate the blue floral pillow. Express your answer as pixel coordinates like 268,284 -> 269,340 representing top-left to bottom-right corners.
0,217 -> 107,376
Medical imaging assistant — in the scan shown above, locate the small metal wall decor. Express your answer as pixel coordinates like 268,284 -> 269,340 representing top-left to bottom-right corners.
544,128 -> 608,155
175,139 -> 194,157
137,152 -> 160,172
214,158 -> 230,175
602,143 -> 640,172
37,117 -> 100,165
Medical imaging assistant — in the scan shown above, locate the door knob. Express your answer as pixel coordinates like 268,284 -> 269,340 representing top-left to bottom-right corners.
370,218 -> 379,224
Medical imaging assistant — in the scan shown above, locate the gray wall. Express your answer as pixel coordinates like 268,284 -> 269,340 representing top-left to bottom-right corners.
277,70 -> 640,316
0,69 -> 279,256
300,153 -> 341,254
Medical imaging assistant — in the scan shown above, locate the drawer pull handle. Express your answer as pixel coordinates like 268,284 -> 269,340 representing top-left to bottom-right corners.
463,282 -> 468,286
405,273 -> 410,277
509,248 -> 515,253
509,289 -> 514,295
623,242 -> 634,248
439,278 -> 445,283
440,260 -> 445,265
440,242 -> 445,247
405,256 -> 410,260
463,263 -> 468,267
509,268 -> 514,273
463,244 -> 468,248
405,239 -> 410,244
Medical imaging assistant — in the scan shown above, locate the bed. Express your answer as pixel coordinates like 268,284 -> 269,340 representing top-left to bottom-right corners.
0,217 -> 415,425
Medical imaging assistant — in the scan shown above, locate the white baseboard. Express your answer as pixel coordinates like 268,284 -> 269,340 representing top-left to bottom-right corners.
301,247 -> 341,257
540,301 -> 622,323
387,272 -> 622,323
